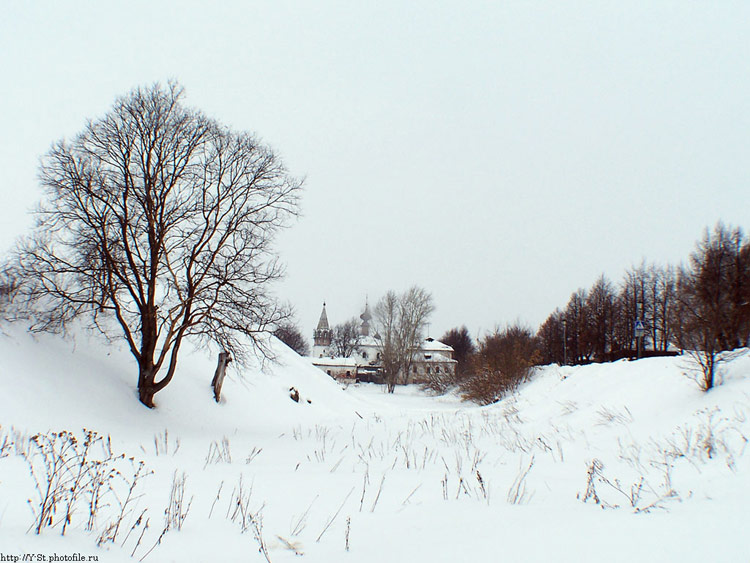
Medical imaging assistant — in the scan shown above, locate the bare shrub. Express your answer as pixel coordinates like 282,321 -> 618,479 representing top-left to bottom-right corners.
226,475 -> 271,563
147,429 -> 180,457
21,429 -> 149,537
579,457 -> 678,512
165,471 -> 192,532
596,405 -> 634,426
667,407 -> 749,468
140,470 -> 193,561
97,460 -> 152,544
421,366 -> 457,394
316,487 -> 355,542
461,324 -> 540,405
204,437 -> 232,467
507,456 -> 535,504
290,495 -> 318,536
246,446 -> 263,464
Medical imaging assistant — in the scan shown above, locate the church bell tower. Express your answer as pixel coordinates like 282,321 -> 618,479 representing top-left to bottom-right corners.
312,302 -> 332,356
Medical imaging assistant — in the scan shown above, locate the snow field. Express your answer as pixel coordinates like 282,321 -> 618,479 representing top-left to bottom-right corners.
1,324 -> 749,561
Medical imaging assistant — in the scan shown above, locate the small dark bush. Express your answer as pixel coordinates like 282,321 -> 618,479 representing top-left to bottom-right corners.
460,324 -> 540,405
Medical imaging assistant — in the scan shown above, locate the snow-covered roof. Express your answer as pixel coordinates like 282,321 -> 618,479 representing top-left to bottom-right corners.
310,356 -> 361,367
356,336 -> 453,352
421,337 -> 453,353
358,335 -> 380,348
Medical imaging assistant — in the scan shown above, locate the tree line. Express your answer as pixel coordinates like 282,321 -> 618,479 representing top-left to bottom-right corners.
538,224 -> 749,380
435,223 -> 750,403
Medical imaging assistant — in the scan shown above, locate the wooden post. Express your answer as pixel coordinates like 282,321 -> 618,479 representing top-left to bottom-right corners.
211,351 -> 232,403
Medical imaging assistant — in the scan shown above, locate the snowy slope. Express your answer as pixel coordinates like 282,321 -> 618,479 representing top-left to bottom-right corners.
0,322 -> 355,434
1,324 -> 749,562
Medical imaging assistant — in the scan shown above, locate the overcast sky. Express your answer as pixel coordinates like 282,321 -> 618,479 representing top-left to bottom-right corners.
2,1 -> 749,341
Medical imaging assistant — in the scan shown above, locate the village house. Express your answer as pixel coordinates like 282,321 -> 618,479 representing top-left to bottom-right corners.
309,302 -> 456,384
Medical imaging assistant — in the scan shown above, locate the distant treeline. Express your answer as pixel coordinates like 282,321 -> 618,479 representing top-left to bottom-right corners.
536,222 -> 750,365
438,223 -> 750,404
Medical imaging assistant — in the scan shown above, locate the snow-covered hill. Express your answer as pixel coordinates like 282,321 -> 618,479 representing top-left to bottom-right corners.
1,324 -> 748,562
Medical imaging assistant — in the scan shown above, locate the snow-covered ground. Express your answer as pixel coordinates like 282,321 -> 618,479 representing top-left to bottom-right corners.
1,323 -> 749,562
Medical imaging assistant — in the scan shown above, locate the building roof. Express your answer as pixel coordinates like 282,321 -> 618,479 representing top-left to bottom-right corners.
355,336 -> 453,351
358,335 -> 380,348
311,356 -> 361,367
422,337 -> 454,353
316,302 -> 330,332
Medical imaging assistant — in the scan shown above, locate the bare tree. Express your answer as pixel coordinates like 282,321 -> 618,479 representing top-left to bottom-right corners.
564,289 -> 592,364
537,309 -> 565,365
724,226 -> 750,348
674,223 -> 750,390
374,290 -> 399,391
650,264 -> 677,352
439,325 -> 476,381
533,223 -> 747,370
0,266 -> 18,321
12,82 -> 301,407
586,274 -> 617,360
331,318 -> 363,358
273,323 -> 310,356
617,262 -> 654,353
373,287 -> 434,393
674,266 -> 721,391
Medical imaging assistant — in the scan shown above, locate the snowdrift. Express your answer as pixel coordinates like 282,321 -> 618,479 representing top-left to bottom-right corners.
0,323 -> 356,438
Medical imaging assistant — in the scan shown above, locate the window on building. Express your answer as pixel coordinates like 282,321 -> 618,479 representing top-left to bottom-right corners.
436,366 -> 440,374
362,351 -> 368,360
427,367 -> 431,374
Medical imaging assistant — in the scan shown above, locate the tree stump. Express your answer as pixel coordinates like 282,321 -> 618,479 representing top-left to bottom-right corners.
211,351 -> 232,403
289,387 -> 300,402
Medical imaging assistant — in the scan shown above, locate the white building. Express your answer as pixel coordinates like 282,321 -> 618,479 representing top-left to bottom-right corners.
310,302 -> 456,384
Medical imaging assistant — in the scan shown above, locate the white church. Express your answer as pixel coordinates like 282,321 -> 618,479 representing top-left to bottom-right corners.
309,302 -> 456,384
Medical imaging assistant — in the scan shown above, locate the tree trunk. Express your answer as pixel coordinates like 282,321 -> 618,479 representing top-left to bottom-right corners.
211,351 -> 232,403
138,365 -> 158,408
703,350 -> 716,391
386,374 -> 396,393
